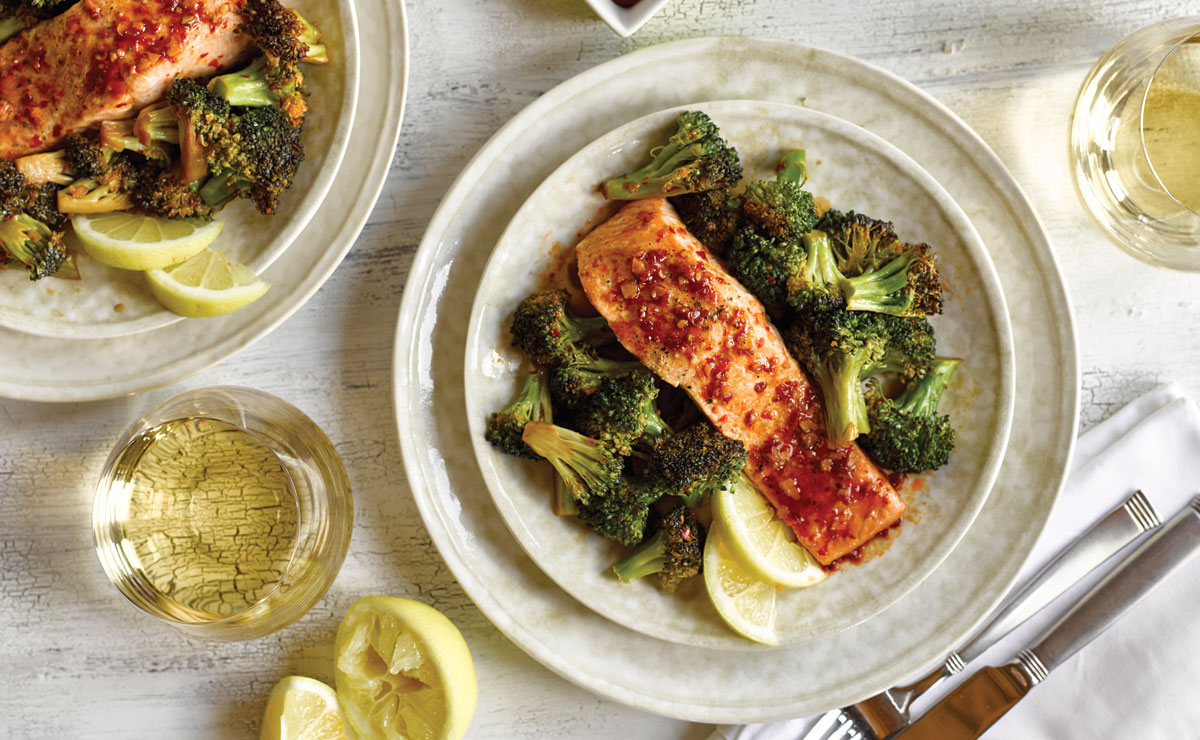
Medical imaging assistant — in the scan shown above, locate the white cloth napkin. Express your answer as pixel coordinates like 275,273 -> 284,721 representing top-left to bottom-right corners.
710,384 -> 1200,740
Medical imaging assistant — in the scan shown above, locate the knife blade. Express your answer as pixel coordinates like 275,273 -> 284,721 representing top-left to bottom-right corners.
894,495 -> 1200,740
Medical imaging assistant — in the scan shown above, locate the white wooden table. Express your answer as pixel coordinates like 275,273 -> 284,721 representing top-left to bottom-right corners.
2,1 -> 1196,736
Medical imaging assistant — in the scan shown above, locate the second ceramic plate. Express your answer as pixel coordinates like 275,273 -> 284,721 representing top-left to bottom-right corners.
465,101 -> 1015,648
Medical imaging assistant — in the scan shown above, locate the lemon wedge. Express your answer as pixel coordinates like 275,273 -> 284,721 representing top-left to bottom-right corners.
334,596 -> 477,740
712,476 -> 829,589
145,248 -> 270,318
72,212 -> 223,271
704,523 -> 780,645
259,675 -> 355,740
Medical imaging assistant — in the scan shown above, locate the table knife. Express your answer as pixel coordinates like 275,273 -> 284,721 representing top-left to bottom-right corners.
893,494 -> 1200,740
845,490 -> 1161,739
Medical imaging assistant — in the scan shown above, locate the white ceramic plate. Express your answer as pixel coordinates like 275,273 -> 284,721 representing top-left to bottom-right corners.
0,0 -> 359,339
0,0 -> 406,402
395,37 -> 1077,720
464,101 -> 1015,648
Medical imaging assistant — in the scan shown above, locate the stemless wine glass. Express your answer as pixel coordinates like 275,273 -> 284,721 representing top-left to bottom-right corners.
92,387 -> 353,641
1070,18 -> 1200,269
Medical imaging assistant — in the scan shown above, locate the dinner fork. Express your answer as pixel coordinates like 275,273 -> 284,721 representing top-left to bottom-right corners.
798,489 -> 1161,740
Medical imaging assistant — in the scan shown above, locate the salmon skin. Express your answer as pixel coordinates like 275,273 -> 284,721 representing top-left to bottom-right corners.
576,198 -> 905,565
0,0 -> 254,158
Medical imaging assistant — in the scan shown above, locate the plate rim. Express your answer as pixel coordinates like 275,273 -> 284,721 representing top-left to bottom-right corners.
0,0 -> 409,402
0,0 -> 363,340
393,35 -> 1078,720
462,98 -> 1016,649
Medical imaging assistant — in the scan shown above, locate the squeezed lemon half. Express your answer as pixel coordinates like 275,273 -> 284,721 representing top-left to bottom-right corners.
334,596 -> 477,740
259,675 -> 354,740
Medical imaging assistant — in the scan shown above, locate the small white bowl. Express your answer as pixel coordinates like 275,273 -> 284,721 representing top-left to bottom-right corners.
584,0 -> 672,37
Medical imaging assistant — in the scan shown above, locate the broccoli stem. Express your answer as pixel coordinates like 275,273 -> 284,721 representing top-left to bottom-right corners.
897,358 -> 960,416
0,15 -> 27,44
552,476 -> 578,516
776,150 -> 807,186
639,395 -> 670,439
840,253 -> 913,314
612,529 -> 668,582
208,58 -> 279,107
801,230 -> 845,286
820,354 -> 871,445
199,171 -> 238,207
295,11 -> 328,63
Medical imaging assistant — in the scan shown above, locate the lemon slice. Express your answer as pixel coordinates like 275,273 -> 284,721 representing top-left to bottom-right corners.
704,523 -> 780,645
712,476 -> 829,589
259,675 -> 355,740
334,596 -> 477,740
145,248 -> 270,318
72,212 -> 223,270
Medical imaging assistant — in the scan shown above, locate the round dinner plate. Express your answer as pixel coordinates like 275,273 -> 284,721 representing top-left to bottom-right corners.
0,0 -> 408,401
394,37 -> 1078,721
0,0 -> 359,339
464,101 -> 1015,649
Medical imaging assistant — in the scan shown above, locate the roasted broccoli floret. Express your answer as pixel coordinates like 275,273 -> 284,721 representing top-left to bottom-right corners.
861,358 -> 960,473
510,290 -> 611,367
209,55 -> 307,127
522,422 -> 624,505
785,229 -> 848,315
0,213 -> 65,280
612,504 -> 705,591
819,209 -> 943,317
485,369 -> 552,459
725,227 -> 804,314
548,357 -> 644,406
670,187 -> 740,254
785,309 -> 891,446
97,120 -> 170,163
601,111 -> 742,200
241,0 -> 325,63
645,421 -> 747,508
739,152 -> 819,243
132,167 -> 218,221
57,154 -> 142,214
200,105 -> 304,214
577,478 -> 660,547
63,135 -> 114,179
871,314 -> 937,381
0,158 -> 67,229
566,370 -> 670,455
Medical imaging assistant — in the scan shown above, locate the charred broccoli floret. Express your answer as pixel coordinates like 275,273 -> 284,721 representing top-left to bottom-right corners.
819,209 -> 943,317
63,135 -> 114,179
601,111 -> 742,200
612,504 -> 705,591
240,0 -> 324,63
861,358 -> 960,473
200,105 -> 304,214
739,150 -> 819,243
522,422 -> 624,505
785,309 -> 892,446
725,228 -> 804,314
670,187 -> 740,254
511,290 -> 611,367
131,167 -> 218,221
485,369 -> 552,459
0,213 -> 65,280
548,357 -> 645,406
577,478 -> 660,546
645,421 -> 747,508
566,369 -> 670,455
56,153 -> 142,214
786,309 -> 937,445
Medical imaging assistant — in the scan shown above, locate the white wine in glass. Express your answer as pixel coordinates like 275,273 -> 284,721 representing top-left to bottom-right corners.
1071,20 -> 1200,269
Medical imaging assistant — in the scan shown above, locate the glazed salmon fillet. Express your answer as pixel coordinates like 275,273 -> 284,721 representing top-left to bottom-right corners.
0,0 -> 254,158
576,198 -> 905,564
